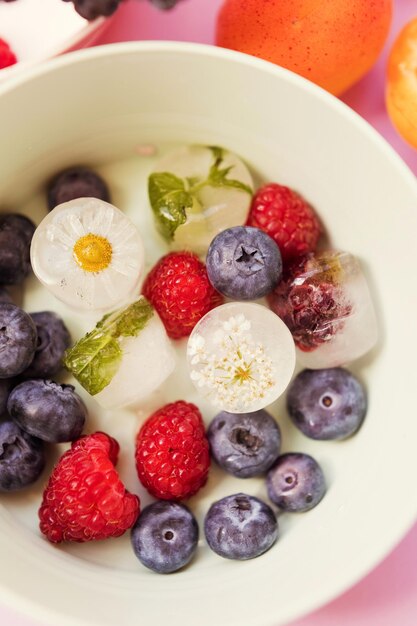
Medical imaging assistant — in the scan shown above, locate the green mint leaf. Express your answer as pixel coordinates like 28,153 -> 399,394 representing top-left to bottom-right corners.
99,298 -> 154,338
148,172 -> 193,240
63,333 -> 122,396
206,147 -> 252,196
63,298 -> 154,395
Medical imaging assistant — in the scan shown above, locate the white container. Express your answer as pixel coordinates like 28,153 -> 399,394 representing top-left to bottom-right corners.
0,42 -> 417,626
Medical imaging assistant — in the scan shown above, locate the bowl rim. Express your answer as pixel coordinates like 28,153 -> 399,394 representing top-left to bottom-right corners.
0,40 -> 417,626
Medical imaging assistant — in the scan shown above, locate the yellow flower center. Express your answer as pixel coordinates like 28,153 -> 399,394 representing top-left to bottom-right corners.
233,366 -> 252,384
73,233 -> 112,273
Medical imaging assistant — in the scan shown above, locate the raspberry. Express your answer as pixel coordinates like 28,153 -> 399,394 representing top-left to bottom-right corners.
268,255 -> 352,351
0,38 -> 17,70
247,183 -> 321,263
142,251 -> 223,339
135,401 -> 210,500
39,432 -> 139,543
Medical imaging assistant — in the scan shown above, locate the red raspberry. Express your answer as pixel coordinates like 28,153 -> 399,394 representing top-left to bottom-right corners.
135,400 -> 210,500
247,183 -> 321,263
0,38 -> 17,70
142,251 -> 223,339
39,432 -> 140,543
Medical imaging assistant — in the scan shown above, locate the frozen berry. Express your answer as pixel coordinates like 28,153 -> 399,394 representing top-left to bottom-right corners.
143,251 -> 223,339
207,409 -> 281,477
39,432 -> 139,542
0,421 -> 45,492
204,493 -> 278,560
0,304 -> 37,378
206,226 -> 282,300
267,453 -> 326,512
47,166 -> 110,210
135,400 -> 210,500
247,183 -> 321,263
23,311 -> 71,379
0,214 -> 35,285
131,501 -> 198,573
8,380 -> 86,443
287,368 -> 367,440
0,38 -> 17,70
268,254 -> 352,352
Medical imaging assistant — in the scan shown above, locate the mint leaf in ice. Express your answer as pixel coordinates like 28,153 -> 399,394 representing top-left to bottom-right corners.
148,172 -> 193,241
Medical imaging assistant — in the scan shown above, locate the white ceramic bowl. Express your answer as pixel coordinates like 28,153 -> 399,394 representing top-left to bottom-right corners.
0,0 -> 110,80
0,42 -> 417,626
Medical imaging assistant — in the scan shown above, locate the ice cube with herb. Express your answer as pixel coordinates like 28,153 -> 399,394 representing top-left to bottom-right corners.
63,297 -> 175,409
148,145 -> 253,255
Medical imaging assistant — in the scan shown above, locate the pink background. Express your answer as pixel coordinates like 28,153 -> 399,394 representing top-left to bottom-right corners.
2,0 -> 417,625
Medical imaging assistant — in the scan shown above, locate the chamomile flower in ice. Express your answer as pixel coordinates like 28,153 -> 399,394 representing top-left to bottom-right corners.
30,198 -> 145,312
186,302 -> 296,413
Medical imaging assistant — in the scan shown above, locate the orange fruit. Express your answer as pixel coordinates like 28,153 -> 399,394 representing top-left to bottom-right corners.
216,0 -> 392,95
386,17 -> 417,149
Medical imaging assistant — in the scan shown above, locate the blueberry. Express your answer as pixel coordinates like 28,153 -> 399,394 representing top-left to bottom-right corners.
206,226 -> 282,300
287,368 -> 367,440
0,288 -> 13,304
0,304 -> 37,378
7,380 -> 86,443
0,379 -> 11,414
47,166 -> 110,210
148,0 -> 182,8
23,312 -> 71,379
204,493 -> 278,560
69,0 -> 121,20
267,453 -> 326,512
131,501 -> 199,574
207,410 -> 281,478
0,214 -> 35,285
0,421 -> 45,492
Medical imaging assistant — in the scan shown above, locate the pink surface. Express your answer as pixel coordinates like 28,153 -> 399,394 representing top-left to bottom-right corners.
1,1 -> 417,625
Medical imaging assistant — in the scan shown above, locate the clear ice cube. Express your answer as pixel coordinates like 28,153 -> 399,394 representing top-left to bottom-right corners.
30,198 -> 145,313
268,251 -> 378,368
186,302 -> 295,413
95,313 -> 176,409
150,145 -> 253,254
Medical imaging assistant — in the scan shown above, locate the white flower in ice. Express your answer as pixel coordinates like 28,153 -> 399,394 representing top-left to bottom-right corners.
188,314 -> 276,412
30,198 -> 145,311
187,334 -> 206,365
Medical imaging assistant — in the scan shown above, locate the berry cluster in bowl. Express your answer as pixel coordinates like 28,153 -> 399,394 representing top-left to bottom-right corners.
0,143 -> 376,573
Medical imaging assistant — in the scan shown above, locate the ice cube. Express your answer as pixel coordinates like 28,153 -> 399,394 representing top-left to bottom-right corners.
149,145 -> 253,255
30,198 -> 145,313
63,298 -> 176,409
268,251 -> 378,368
186,302 -> 295,413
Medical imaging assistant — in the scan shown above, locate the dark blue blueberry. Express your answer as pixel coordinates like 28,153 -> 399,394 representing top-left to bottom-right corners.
47,166 -> 110,210
7,379 -> 86,443
69,0 -> 121,20
287,368 -> 367,440
0,421 -> 45,492
131,501 -> 198,574
206,226 -> 282,300
0,214 -> 35,285
204,493 -> 278,560
207,409 -> 281,478
0,379 -> 11,414
0,288 -> 13,304
0,304 -> 37,378
148,0 -> 183,8
267,453 -> 326,512
0,214 -> 35,247
23,311 -> 71,379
